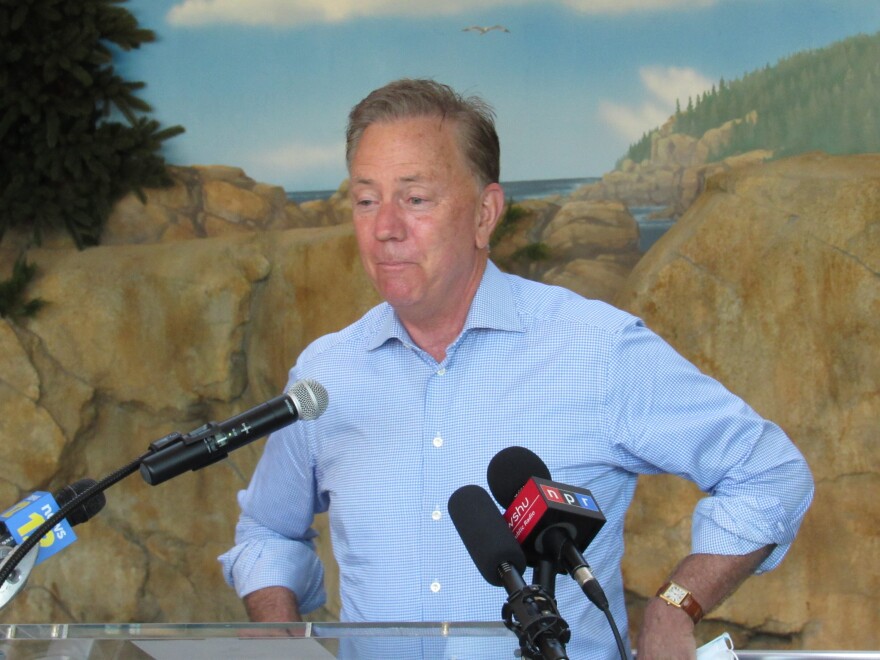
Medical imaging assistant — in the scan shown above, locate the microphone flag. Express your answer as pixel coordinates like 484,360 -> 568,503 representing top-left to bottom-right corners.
1,492 -> 77,566
504,476 -> 606,563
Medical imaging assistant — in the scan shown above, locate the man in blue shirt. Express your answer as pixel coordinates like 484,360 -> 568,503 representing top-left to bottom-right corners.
219,79 -> 813,659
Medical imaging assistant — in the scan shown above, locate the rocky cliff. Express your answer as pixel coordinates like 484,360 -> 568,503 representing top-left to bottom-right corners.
0,169 -> 373,622
490,197 -> 642,303
0,155 -> 876,651
617,152 -> 880,650
571,112 -> 773,218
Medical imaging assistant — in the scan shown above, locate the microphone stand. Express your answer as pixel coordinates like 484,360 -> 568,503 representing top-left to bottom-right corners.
498,561 -> 570,660
532,557 -> 557,598
0,543 -> 39,610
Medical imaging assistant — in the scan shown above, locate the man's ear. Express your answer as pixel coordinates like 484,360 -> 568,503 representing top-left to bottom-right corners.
475,182 -> 505,249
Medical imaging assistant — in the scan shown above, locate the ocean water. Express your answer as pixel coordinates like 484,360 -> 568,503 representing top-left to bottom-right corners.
285,177 -> 597,205
500,177 -> 598,200
630,206 -> 676,252
286,177 -> 672,251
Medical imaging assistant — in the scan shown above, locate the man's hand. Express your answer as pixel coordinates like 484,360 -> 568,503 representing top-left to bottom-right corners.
239,587 -> 305,639
636,547 -> 773,659
244,586 -> 303,622
637,596 -> 697,660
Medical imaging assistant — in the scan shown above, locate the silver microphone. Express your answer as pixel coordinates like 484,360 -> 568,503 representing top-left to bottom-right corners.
140,379 -> 328,485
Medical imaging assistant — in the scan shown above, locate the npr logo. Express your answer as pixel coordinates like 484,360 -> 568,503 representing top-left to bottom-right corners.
539,484 -> 600,512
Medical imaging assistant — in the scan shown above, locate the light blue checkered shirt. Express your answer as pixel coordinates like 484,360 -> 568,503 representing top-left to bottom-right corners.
219,261 -> 813,659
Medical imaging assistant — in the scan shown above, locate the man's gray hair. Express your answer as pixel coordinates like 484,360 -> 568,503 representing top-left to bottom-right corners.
346,78 -> 500,188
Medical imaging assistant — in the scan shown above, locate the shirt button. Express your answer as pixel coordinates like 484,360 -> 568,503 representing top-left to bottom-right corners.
430,581 -> 441,593
437,368 -> 446,376
432,435 -> 443,448
431,510 -> 442,521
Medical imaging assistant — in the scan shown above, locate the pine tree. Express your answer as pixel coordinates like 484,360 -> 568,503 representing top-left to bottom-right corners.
0,0 -> 184,249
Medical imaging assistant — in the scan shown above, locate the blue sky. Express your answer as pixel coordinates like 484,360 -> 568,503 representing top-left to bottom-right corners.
119,0 -> 880,192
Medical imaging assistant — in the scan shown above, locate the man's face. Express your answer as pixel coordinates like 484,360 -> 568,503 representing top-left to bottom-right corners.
349,116 -> 499,323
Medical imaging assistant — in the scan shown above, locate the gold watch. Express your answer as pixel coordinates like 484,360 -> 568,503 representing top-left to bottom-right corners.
656,581 -> 704,624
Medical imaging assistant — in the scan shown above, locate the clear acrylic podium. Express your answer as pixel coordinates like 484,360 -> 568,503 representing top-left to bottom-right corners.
2,622 -> 879,659
0,622 -> 522,659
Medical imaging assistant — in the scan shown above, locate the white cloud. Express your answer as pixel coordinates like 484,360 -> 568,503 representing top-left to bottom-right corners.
251,139 -> 344,171
167,0 -> 720,28
243,139 -> 346,187
167,0 -> 485,27
599,65 -> 713,141
641,65 -> 713,108
561,0 -> 716,14
598,100 -> 670,143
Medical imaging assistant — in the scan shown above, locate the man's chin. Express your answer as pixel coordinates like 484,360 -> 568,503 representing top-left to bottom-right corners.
376,283 -> 422,310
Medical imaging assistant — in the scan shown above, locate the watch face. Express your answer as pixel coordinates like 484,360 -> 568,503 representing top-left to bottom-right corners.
664,583 -> 688,605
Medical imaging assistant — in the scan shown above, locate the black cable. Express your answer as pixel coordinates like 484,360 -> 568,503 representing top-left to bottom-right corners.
0,453 -> 149,588
602,604 -> 630,660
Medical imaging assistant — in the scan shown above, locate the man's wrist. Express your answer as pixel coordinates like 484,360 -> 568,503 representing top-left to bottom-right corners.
656,581 -> 704,625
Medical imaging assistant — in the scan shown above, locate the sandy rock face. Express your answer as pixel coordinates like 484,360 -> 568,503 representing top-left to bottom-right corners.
1,154 -> 876,652
1,223 -> 378,624
616,152 -> 880,650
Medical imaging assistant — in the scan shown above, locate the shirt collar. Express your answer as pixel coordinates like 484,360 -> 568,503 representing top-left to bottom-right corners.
367,260 -> 524,351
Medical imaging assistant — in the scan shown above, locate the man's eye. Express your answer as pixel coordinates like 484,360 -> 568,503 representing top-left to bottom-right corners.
409,197 -> 425,205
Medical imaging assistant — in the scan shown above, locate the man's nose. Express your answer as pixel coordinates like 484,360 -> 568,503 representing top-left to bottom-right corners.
374,200 -> 406,241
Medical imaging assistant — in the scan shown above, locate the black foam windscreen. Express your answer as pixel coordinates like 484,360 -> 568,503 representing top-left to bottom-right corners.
487,446 -> 552,508
448,484 -> 527,586
54,479 -> 106,527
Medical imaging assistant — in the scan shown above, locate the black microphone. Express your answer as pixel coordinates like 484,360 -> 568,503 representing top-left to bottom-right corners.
139,379 -> 328,486
53,479 -> 107,527
1,479 -> 106,547
487,446 -> 609,610
1,479 -> 106,609
486,446 -> 558,597
448,484 -> 570,660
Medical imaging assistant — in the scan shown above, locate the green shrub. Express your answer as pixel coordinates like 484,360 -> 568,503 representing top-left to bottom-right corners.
0,0 -> 184,249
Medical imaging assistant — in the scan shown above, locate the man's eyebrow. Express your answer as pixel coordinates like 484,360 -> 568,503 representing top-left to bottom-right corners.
351,174 -> 427,186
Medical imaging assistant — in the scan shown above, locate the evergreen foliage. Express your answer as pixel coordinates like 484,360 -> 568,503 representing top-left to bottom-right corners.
490,199 -> 529,248
0,0 -> 184,249
512,242 -> 551,262
0,256 -> 44,318
621,31 -> 880,164
616,130 -> 653,168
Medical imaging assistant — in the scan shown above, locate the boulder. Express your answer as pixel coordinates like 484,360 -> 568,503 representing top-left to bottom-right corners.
542,200 -> 639,260
543,257 -> 636,304
0,224 -> 380,625
616,152 -> 880,650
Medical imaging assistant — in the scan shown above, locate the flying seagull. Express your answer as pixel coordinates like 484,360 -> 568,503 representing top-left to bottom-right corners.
462,25 -> 510,35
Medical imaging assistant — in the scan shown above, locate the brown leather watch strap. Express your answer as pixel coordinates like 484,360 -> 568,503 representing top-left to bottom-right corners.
656,581 -> 704,624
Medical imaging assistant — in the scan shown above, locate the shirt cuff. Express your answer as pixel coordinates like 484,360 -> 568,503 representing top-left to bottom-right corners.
218,532 -> 326,613
691,494 -> 803,573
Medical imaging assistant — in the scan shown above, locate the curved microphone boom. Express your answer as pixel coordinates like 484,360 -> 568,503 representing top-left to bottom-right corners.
449,484 -> 570,660
140,379 -> 328,486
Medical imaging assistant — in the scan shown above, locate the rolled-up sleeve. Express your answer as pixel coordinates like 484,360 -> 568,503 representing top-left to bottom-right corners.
218,506 -> 326,610
217,385 -> 329,613
607,319 -> 814,572
691,419 -> 814,572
